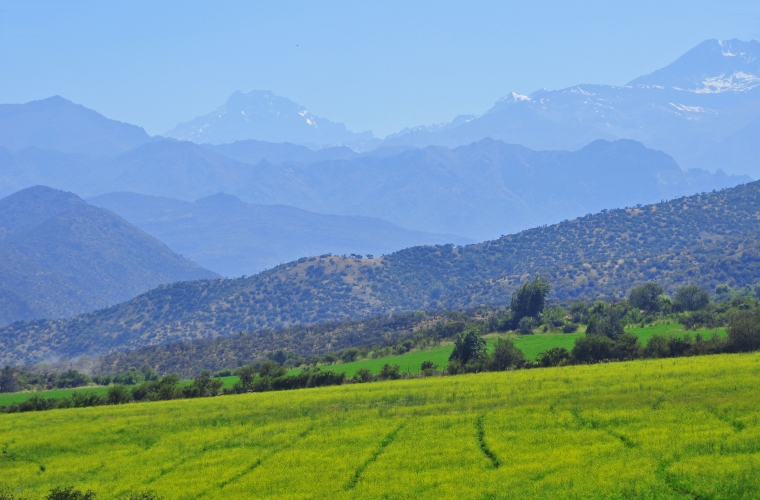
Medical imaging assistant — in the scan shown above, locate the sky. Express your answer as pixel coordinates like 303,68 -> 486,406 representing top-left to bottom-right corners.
1,1 -> 759,138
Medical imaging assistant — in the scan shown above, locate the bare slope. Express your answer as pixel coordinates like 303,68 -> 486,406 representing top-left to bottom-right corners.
2,179 -> 760,365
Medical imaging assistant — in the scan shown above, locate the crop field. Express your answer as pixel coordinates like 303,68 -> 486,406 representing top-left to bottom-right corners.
2,351 -> 759,499
1,325 -> 728,406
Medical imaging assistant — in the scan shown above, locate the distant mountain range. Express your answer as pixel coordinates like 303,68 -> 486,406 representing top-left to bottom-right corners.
382,39 -> 760,177
0,138 -> 746,241
5,178 -> 760,365
164,90 -> 380,150
0,96 -> 152,156
0,186 -> 218,328
87,192 -> 471,277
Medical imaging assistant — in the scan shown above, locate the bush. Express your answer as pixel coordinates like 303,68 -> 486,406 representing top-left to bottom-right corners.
106,384 -> 133,405
572,335 -> 614,363
611,333 -> 640,361
378,364 -> 401,380
586,306 -> 624,340
642,334 -> 671,358
45,486 -> 96,500
420,360 -> 438,371
517,317 -> 536,335
728,311 -> 760,352
352,368 -> 374,383
562,322 -> 578,333
537,347 -> 569,367
489,338 -> 524,371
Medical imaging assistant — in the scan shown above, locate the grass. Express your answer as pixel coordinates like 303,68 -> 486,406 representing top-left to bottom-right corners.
2,352 -> 760,498
0,324 -> 728,406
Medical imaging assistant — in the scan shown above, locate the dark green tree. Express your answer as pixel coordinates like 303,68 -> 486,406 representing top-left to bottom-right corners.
106,384 -> 133,405
378,364 -> 401,380
673,285 -> 710,312
0,366 -> 19,393
488,338 -> 525,371
629,282 -> 665,313
510,276 -> 551,324
728,311 -> 760,352
236,365 -> 255,391
537,347 -> 570,367
449,329 -> 487,365
611,333 -> 641,361
586,305 -> 625,340
572,335 -> 614,363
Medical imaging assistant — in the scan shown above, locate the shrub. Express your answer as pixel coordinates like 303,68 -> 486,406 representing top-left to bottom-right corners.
489,338 -> 524,371
106,384 -> 133,405
45,486 -> 96,500
537,347 -> 569,367
611,333 -> 641,361
517,317 -> 536,335
728,311 -> 760,352
642,334 -> 670,358
378,364 -> 401,380
572,335 -> 614,364
562,322 -> 578,333
352,368 -> 374,383
586,306 -> 624,340
420,360 -> 438,371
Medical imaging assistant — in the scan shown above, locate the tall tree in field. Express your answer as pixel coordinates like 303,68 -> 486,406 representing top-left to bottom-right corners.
510,276 -> 551,324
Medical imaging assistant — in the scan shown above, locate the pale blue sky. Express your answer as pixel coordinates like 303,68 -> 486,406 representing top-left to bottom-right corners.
1,1 -> 759,137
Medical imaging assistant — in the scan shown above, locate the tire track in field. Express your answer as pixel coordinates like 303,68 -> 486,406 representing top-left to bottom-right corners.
344,421 -> 406,490
209,424 -> 316,494
476,415 -> 500,469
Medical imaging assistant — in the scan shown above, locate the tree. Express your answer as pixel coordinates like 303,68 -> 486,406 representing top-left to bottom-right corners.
378,364 -> 401,380
572,335 -> 614,363
258,361 -> 286,378
629,282 -> 665,313
449,329 -> 486,365
106,384 -> 133,405
488,338 -> 524,371
611,333 -> 641,361
0,366 -> 19,393
674,285 -> 710,312
352,368 -> 374,383
728,311 -> 760,352
586,305 -> 625,340
510,276 -> 551,324
190,370 -> 223,397
537,347 -> 569,367
236,365 -> 255,391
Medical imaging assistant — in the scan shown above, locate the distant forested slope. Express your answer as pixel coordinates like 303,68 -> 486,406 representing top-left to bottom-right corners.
3,180 -> 760,365
0,186 -> 218,327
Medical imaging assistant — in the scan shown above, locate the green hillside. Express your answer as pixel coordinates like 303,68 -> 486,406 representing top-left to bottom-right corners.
3,180 -> 760,365
2,352 -> 759,498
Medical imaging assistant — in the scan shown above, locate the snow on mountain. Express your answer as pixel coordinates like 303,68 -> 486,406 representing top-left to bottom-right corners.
382,39 -> 760,177
164,90 -> 379,150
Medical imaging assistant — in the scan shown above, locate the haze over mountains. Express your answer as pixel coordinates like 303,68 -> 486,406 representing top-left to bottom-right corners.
87,192 -> 471,277
0,186 -> 218,328
383,39 -> 760,177
5,178 -> 760,365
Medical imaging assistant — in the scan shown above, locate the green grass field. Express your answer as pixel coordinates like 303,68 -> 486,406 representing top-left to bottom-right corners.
2,352 -> 759,499
0,324 -> 727,406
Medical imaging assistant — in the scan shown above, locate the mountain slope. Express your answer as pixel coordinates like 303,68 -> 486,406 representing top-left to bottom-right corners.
164,90 -> 378,149
236,138 -> 749,240
382,39 -> 760,177
0,96 -> 152,156
0,186 -> 218,327
4,179 -> 760,365
3,137 -> 743,240
87,192 -> 471,277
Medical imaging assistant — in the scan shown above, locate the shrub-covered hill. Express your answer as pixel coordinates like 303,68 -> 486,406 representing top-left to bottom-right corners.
0,186 -> 218,328
3,180 -> 760,365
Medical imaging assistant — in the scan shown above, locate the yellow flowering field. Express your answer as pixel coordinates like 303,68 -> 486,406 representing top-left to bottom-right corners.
2,352 -> 760,499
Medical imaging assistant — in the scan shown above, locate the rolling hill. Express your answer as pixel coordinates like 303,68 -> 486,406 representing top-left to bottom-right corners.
0,186 -> 218,328
87,191 -> 471,277
3,178 -> 760,365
